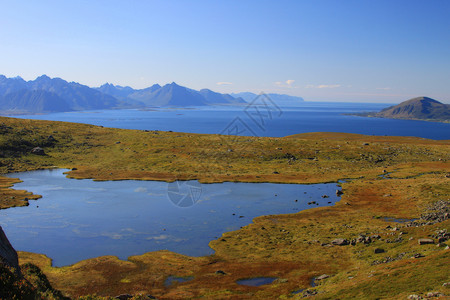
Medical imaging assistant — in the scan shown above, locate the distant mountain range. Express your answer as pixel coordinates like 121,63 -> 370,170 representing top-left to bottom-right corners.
0,75 -> 246,114
0,75 -> 119,113
0,74 -> 308,114
231,92 -> 304,106
96,82 -> 245,107
357,97 -> 450,122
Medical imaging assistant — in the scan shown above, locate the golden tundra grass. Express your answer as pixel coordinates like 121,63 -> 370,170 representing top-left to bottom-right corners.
0,116 -> 449,299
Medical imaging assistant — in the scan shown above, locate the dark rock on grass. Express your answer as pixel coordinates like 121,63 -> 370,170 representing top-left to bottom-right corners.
418,238 -> 434,245
215,270 -> 226,275
374,248 -> 385,254
31,146 -> 45,155
332,238 -> 349,246
115,294 -> 133,300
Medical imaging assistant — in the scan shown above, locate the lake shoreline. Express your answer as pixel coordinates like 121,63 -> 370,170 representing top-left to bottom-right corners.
0,116 -> 448,299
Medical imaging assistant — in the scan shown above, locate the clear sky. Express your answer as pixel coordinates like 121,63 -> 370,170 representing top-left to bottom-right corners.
1,0 -> 449,103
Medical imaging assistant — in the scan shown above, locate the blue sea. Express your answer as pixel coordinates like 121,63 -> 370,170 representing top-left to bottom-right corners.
7,102 -> 450,140
2,102 -> 449,266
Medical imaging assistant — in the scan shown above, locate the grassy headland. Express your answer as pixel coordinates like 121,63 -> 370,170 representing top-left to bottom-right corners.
0,116 -> 449,299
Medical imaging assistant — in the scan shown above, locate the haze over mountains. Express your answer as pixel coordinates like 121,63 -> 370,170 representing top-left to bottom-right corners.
231,92 -> 304,106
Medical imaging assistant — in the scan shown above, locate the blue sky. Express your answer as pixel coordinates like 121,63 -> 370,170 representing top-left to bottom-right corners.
1,0 -> 449,103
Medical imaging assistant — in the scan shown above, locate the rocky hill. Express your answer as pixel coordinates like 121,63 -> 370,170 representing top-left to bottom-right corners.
369,97 -> 450,122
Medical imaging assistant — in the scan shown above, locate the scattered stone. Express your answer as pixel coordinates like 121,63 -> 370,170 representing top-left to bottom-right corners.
356,235 -> 365,243
425,292 -> 442,297
412,253 -> 424,259
407,295 -> 422,300
362,142 -> 369,146
47,135 -> 57,142
371,234 -> 381,240
332,238 -> 349,246
372,252 -> 406,265
302,289 -> 318,297
31,147 -> 45,155
321,195 -> 329,198
316,274 -> 330,280
410,200 -> 450,226
336,190 -> 343,196
374,248 -> 385,254
273,171 -> 279,174
443,282 -> 450,287
418,238 -> 434,245
115,141 -> 121,144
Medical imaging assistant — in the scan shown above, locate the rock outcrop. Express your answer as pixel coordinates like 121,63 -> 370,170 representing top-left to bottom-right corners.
0,226 -> 20,275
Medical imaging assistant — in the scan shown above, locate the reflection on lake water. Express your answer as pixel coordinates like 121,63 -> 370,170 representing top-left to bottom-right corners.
1,169 -> 341,266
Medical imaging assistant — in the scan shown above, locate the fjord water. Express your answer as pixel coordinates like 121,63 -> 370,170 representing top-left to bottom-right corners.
1,169 -> 340,266
8,102 -> 450,139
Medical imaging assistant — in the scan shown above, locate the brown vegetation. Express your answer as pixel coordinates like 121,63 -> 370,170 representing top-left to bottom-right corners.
0,116 -> 448,299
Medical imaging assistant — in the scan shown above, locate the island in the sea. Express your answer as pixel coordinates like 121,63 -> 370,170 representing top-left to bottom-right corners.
353,96 -> 450,122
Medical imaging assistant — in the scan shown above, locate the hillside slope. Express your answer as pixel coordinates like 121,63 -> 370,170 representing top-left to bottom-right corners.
373,97 -> 450,122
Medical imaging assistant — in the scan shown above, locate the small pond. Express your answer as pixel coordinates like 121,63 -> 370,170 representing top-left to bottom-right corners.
236,277 -> 277,286
1,169 -> 341,266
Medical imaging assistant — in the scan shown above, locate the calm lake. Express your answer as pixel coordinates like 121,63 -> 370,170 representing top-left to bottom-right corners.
1,169 -> 341,266
8,102 -> 450,140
